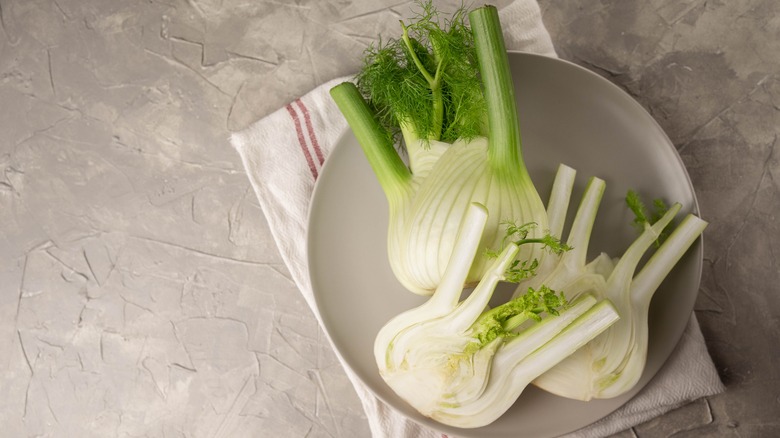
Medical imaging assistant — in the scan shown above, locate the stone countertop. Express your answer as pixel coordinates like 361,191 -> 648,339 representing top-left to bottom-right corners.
0,0 -> 777,437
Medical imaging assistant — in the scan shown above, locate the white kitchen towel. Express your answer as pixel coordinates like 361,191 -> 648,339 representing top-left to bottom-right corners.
230,1 -> 725,437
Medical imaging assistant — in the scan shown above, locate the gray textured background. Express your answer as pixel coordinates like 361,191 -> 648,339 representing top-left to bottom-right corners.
0,0 -> 778,437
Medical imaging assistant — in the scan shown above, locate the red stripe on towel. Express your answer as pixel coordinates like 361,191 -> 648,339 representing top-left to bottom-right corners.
286,103 -> 318,180
295,98 -> 325,165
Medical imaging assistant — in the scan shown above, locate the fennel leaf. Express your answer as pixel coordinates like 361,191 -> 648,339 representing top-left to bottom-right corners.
355,0 -> 485,147
467,285 -> 567,352
626,189 -> 672,246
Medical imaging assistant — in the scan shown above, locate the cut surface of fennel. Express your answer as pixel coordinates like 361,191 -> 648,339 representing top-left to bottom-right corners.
374,203 -> 619,428
516,164 -> 708,401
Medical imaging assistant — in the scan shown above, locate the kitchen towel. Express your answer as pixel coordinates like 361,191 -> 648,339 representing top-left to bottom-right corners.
230,1 -> 725,436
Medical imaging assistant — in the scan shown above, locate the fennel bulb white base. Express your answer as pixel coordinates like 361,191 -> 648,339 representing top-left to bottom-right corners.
388,137 -> 547,296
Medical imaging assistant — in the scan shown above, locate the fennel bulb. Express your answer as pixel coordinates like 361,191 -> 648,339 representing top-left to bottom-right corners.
330,5 -> 549,295
375,203 -> 619,428
512,164 -> 708,400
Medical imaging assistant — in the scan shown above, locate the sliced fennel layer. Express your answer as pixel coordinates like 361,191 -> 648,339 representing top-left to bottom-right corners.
375,203 -> 619,428
519,164 -> 708,401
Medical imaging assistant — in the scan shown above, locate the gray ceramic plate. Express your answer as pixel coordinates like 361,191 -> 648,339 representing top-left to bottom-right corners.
307,52 -> 702,438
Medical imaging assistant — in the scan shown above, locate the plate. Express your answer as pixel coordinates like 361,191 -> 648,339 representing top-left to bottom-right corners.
307,52 -> 702,437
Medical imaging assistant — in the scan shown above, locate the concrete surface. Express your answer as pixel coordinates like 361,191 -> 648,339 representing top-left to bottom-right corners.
0,0 -> 777,437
